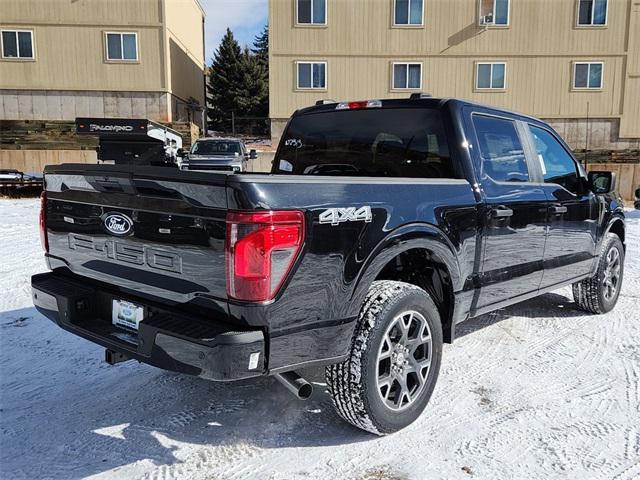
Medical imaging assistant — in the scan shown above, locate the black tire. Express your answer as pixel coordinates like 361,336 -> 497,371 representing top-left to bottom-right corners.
573,233 -> 624,314
325,280 -> 443,435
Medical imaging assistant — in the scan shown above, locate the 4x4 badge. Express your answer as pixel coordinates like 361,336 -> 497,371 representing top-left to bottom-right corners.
319,206 -> 372,226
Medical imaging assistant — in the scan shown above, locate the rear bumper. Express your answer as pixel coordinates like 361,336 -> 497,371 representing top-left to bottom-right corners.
31,272 -> 265,381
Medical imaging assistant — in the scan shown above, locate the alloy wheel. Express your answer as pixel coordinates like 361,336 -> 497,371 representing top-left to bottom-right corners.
602,246 -> 621,302
376,310 -> 432,411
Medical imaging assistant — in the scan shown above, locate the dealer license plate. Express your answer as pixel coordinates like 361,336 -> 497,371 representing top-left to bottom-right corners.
112,300 -> 144,331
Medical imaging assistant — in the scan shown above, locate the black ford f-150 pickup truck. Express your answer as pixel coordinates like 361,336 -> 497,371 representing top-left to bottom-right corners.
32,96 -> 625,435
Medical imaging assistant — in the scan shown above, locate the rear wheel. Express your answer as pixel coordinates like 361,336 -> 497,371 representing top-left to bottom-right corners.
573,233 -> 624,314
325,280 -> 443,435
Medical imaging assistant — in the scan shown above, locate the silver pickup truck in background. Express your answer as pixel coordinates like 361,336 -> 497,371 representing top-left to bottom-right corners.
179,137 -> 257,173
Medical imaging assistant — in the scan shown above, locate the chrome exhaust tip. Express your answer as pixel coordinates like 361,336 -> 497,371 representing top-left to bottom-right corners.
274,371 -> 313,400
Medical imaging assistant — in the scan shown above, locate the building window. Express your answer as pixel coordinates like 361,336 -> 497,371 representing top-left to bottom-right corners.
1,30 -> 34,59
297,0 -> 326,25
479,0 -> 510,25
105,32 -> 138,61
476,62 -> 506,89
392,63 -> 422,89
394,0 -> 424,25
297,62 -> 326,89
577,0 -> 607,26
573,62 -> 603,89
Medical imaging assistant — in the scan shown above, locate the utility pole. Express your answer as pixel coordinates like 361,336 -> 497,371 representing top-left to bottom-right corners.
584,102 -> 590,169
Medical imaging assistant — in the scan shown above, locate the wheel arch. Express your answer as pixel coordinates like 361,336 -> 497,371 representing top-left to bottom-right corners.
606,216 -> 625,248
350,223 -> 463,344
589,215 -> 625,276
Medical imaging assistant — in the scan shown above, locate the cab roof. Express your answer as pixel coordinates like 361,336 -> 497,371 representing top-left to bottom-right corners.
294,95 -> 544,125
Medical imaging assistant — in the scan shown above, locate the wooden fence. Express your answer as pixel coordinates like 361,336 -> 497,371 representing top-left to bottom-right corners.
0,120 -> 199,150
0,150 -> 96,172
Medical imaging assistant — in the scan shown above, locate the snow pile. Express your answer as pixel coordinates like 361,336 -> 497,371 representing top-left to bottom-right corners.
1,198 -> 639,479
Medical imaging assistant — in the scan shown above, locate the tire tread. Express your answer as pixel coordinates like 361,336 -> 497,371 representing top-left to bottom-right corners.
573,233 -> 623,314
325,280 -> 428,435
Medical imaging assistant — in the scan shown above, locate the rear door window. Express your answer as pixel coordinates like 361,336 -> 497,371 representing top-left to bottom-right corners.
275,107 -> 457,178
472,114 -> 529,182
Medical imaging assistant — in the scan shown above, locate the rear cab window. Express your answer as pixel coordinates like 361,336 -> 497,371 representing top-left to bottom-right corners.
274,107 -> 459,178
472,114 -> 529,183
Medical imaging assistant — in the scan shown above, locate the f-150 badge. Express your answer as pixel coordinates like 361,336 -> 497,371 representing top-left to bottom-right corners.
319,206 -> 373,226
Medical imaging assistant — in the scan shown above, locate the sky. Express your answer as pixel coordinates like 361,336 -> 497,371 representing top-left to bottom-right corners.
200,0 -> 268,61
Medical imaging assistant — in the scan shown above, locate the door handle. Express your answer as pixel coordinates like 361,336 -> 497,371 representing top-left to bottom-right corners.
549,205 -> 568,215
491,207 -> 514,218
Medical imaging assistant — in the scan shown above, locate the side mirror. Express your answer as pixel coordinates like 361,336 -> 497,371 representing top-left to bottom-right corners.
588,171 -> 616,194
248,149 -> 258,160
176,148 -> 185,158
635,187 -> 640,200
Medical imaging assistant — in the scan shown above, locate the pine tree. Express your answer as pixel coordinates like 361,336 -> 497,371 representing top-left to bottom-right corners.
234,48 -> 269,119
251,25 -> 269,69
207,27 -> 270,134
207,29 -> 243,132
250,25 -> 269,126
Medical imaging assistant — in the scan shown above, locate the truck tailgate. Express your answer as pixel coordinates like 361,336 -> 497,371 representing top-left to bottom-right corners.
43,164 -> 230,308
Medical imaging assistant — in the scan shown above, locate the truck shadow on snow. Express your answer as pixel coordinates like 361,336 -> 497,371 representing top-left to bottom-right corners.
1,307 -> 370,479
456,291 -> 589,339
0,290 -> 601,478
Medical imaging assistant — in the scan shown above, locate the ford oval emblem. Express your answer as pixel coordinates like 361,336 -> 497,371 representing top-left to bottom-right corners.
103,213 -> 133,236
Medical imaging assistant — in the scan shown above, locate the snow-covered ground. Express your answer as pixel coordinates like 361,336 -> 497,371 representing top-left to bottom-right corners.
1,197 -> 639,480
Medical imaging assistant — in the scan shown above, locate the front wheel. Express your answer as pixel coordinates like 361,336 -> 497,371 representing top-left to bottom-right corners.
325,281 -> 443,435
573,233 -> 624,314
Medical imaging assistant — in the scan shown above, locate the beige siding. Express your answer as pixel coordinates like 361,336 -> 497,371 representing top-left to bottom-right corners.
165,0 -> 206,105
270,0 -> 640,140
271,0 -> 628,56
0,25 -> 165,92
0,0 -> 163,26
0,0 -> 166,92
165,0 -> 205,65
270,55 -> 625,118
0,0 -> 205,101
620,0 -> 640,137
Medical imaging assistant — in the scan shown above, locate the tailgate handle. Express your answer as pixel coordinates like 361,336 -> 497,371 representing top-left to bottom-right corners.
96,181 -> 124,193
88,176 -> 136,194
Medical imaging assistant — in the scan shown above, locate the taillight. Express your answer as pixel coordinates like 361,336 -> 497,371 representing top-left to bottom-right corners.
226,210 -> 305,302
39,191 -> 49,253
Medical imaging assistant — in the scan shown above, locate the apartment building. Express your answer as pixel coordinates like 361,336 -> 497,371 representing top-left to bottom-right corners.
269,0 -> 640,151
0,0 -> 206,127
